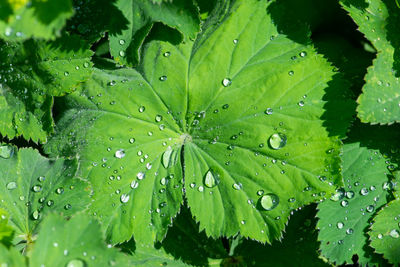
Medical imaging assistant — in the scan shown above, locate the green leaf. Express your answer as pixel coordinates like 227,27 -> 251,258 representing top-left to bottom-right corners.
46,0 -> 346,244
369,199 -> 400,264
229,205 -> 329,267
129,244 -> 191,267
109,0 -> 200,66
0,35 -> 93,142
340,0 -> 400,124
0,147 -> 90,245
30,213 -> 130,267
0,0 -> 73,40
0,209 -> 13,246
317,142 -> 390,265
0,244 -> 26,267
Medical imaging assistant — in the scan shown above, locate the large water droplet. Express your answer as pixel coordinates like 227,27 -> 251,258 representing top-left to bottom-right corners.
204,169 -> 220,188
32,210 -> 40,220
130,180 -> 139,189
330,189 -> 345,201
120,194 -> 130,203
269,133 -> 287,150
390,229 -> 400,238
66,259 -> 85,267
222,78 -> 232,87
260,193 -> 279,211
115,149 -> 125,159
162,147 -> 173,168
6,182 -> 17,190
0,145 -> 13,158
137,172 -> 145,180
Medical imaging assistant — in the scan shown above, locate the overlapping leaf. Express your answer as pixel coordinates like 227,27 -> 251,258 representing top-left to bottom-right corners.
46,0 -> 347,245
369,199 -> 400,264
317,142 -> 390,265
0,209 -> 13,246
340,0 -> 400,124
0,244 -> 26,266
0,35 -> 93,142
0,146 -> 90,245
109,0 -> 200,66
0,0 -> 73,40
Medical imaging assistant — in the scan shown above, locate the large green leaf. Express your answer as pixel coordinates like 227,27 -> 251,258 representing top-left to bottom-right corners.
0,35 -> 93,142
0,146 -> 90,246
0,0 -> 73,40
0,209 -> 13,246
109,0 -> 200,66
317,142 -> 390,265
30,213 -> 130,266
46,0 -> 346,244
340,0 -> 400,124
228,205 -> 329,267
369,199 -> 400,264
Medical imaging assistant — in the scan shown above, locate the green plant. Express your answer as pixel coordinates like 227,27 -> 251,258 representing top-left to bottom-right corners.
0,0 -> 399,266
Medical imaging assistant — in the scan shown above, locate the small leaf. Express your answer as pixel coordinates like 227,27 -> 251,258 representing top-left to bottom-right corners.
317,142 -> 390,265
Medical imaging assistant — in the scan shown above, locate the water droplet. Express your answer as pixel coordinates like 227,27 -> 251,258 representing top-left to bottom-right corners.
341,200 -> 349,207
204,169 -> 219,188
299,51 -> 307,57
66,259 -> 85,267
337,222 -> 344,229
360,188 -> 369,196
64,204 -> 72,210
330,189 -> 345,201
198,186 -> 204,192
130,180 -> 139,189
139,106 -> 145,113
378,233 -> 383,239
64,71 -> 69,76
346,191 -> 355,199
119,51 -> 125,57
83,62 -> 90,68
159,76 -> 167,81
32,185 -> 42,192
222,78 -> 232,87
298,101 -> 305,107
32,210 -> 40,220
38,176 -> 45,182
265,108 -> 273,115
108,80 -> 116,86
232,183 -> 242,190
163,51 -> 170,57
115,149 -> 125,159
56,187 -> 64,194
137,172 -> 145,180
222,104 -> 229,109
162,146 -> 173,168
155,115 -> 163,122
288,70 -> 294,76
120,194 -> 130,203
0,145 -> 13,158
129,138 -> 135,144
269,133 -> 287,150
119,39 -> 125,45
6,182 -> 17,190
346,228 -> 354,235
233,39 -> 238,44
260,193 -> 279,210
366,205 -> 374,212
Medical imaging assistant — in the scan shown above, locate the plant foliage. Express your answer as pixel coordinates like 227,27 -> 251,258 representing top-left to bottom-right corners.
0,0 -> 399,266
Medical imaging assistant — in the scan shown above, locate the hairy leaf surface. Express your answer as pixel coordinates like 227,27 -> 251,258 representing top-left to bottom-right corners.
0,147 -> 90,243
46,0 -> 345,244
340,0 -> 400,124
317,142 -> 390,265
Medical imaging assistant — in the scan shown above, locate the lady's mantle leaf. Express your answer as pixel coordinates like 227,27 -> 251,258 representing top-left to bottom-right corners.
0,244 -> 26,267
340,0 -> 400,124
0,0 -> 73,40
0,146 -> 90,245
317,142 -> 390,265
46,0 -> 346,244
109,0 -> 200,66
30,213 -> 130,267
0,35 -> 93,142
369,199 -> 400,264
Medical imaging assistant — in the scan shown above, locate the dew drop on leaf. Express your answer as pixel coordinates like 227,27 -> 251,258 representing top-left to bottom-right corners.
115,149 -> 125,159
137,172 -> 145,180
130,180 -> 139,189
222,78 -> 232,87
341,200 -> 349,207
345,191 -> 355,199
268,133 -> 287,150
204,169 -> 219,188
66,259 -> 85,267
163,51 -> 170,57
159,75 -> 167,81
120,194 -> 130,203
6,182 -> 17,190
366,205 -> 374,212
162,146 -> 173,168
32,185 -> 42,192
360,188 -> 369,196
32,210 -> 40,220
155,115 -> 163,122
138,106 -> 145,113
346,228 -> 354,235
232,183 -> 242,190
260,193 -> 279,211
390,229 -> 400,238
129,138 -> 135,144
299,51 -> 307,57
265,108 -> 273,115
119,39 -> 125,45
337,222 -> 344,229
